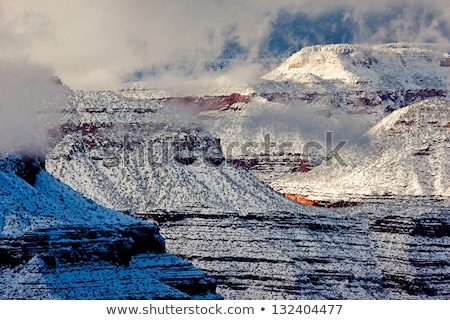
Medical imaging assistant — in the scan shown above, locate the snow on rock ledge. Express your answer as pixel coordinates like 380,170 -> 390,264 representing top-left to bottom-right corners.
277,99 -> 450,202
0,154 -> 220,299
45,90 -> 301,215
264,43 -> 450,90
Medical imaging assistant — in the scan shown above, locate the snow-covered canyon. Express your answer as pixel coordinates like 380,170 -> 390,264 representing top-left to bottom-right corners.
2,43 -> 450,299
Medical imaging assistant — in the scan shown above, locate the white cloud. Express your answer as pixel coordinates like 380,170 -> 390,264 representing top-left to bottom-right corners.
0,59 -> 63,154
1,1 -> 449,90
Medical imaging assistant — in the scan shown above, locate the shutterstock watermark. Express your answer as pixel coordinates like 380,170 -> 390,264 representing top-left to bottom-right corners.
99,132 -> 348,169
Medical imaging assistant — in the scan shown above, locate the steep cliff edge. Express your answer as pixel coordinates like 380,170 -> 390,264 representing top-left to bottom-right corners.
0,154 -> 220,299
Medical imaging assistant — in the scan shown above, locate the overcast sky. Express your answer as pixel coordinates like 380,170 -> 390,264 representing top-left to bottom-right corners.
1,0 -> 449,90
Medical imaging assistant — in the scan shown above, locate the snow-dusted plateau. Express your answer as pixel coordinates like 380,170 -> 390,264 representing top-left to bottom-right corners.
2,43 -> 450,299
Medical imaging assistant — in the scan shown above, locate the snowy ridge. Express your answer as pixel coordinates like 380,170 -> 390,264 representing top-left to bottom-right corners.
0,154 -> 220,299
263,43 -> 450,91
0,154 -> 142,236
275,99 -> 450,202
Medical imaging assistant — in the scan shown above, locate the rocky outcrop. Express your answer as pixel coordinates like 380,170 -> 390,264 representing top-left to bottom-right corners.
0,155 -> 220,299
0,253 -> 219,299
46,90 -> 301,214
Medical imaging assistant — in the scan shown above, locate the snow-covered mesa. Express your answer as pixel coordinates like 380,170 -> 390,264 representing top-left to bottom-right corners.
263,43 -> 450,90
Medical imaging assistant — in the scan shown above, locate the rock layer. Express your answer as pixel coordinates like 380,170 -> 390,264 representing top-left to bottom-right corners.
155,206 -> 450,299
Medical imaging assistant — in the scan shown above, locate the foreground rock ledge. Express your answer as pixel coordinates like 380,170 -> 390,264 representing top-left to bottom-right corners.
0,154 -> 220,300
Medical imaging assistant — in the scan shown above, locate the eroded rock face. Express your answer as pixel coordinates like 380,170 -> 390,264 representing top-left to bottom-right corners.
156,210 -> 384,299
45,91 -> 301,214
258,88 -> 447,111
0,155 -> 220,300
156,206 -> 450,299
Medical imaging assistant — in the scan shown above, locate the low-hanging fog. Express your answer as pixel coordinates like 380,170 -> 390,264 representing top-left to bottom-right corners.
0,60 -> 66,155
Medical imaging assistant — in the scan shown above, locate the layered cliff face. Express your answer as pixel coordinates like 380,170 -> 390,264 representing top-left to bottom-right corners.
368,207 -> 450,299
20,43 -> 449,300
46,90 -> 301,215
0,154 -> 220,299
157,203 -> 450,299
42,87 -> 450,300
